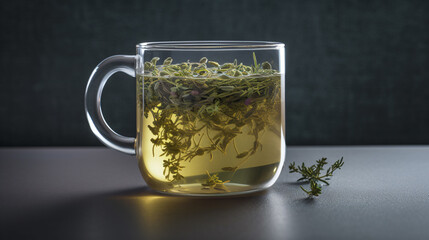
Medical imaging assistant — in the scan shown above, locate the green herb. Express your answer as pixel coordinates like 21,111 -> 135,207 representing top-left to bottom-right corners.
138,55 -> 281,184
289,157 -> 344,197
201,171 -> 230,191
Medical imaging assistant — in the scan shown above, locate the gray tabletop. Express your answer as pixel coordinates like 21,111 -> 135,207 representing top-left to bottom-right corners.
1,146 -> 429,240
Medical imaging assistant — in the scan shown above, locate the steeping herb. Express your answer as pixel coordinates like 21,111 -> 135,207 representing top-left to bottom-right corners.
137,54 -> 282,189
289,157 -> 344,197
202,171 -> 230,191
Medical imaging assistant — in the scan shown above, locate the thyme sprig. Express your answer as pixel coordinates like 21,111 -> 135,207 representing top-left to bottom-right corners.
201,171 -> 230,191
289,157 -> 344,197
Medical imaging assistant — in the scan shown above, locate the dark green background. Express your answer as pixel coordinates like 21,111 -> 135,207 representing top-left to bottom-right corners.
1,0 -> 428,146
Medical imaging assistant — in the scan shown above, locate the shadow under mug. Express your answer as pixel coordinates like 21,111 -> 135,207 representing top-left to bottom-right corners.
85,41 -> 286,196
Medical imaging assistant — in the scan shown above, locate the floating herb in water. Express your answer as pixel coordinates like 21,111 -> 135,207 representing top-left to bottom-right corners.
137,54 -> 283,193
202,171 -> 230,191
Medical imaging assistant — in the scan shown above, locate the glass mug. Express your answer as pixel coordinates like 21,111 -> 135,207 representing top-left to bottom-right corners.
85,41 -> 286,196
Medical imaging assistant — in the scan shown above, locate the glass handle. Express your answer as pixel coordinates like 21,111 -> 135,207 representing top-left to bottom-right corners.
85,55 -> 136,155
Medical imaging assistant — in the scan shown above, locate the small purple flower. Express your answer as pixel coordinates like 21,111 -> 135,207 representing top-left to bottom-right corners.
244,98 -> 252,106
190,90 -> 200,96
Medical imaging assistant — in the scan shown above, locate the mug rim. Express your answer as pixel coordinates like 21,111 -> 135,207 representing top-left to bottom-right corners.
137,41 -> 284,51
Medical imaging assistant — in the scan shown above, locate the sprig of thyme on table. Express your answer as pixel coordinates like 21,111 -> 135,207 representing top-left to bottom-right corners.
289,157 -> 344,197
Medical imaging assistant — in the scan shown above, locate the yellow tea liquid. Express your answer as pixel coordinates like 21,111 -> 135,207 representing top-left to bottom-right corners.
136,59 -> 283,195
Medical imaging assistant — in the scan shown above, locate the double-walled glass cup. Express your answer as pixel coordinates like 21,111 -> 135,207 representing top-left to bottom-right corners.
85,41 -> 286,196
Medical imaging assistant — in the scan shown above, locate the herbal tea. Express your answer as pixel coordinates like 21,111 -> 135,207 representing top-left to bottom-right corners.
136,55 -> 283,194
